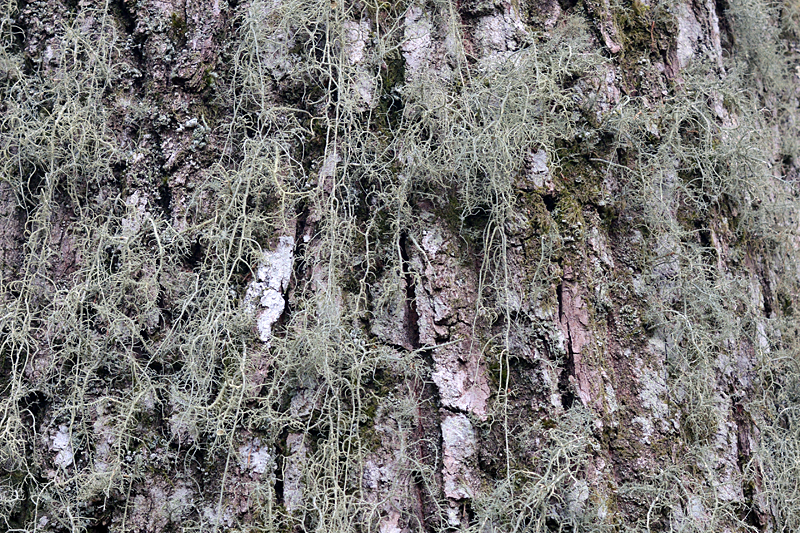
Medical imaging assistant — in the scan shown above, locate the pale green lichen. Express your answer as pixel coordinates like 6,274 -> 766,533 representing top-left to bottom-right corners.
1,0 -> 800,530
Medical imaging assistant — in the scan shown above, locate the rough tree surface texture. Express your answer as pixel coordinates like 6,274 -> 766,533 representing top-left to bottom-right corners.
2,0 -> 800,531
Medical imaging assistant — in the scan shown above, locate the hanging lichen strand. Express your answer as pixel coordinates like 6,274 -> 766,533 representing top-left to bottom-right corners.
1,0 -> 800,531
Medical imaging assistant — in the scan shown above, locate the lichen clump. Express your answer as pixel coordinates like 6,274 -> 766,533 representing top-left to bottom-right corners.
1,0 -> 800,531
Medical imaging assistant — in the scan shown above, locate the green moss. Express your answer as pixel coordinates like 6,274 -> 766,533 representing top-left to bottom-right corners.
486,348 -> 511,392
201,66 -> 217,89
169,12 -> 188,45
374,50 -> 405,135
554,193 -> 585,243
613,0 -> 674,52
521,192 -> 553,234
357,394 -> 382,452
617,304 -> 643,340
609,0 -> 676,92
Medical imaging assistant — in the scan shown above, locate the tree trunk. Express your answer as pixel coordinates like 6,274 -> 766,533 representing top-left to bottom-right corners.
2,0 -> 800,531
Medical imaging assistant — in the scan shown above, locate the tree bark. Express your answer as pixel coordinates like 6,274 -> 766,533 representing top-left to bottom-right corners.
1,0 -> 800,531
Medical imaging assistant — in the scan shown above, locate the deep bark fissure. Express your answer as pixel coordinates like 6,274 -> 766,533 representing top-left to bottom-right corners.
400,231 -> 421,350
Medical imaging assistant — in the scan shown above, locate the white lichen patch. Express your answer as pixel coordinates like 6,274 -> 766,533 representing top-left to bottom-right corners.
686,494 -> 708,522
602,373 -> 619,415
402,5 -> 433,76
589,226 -> 614,269
244,236 -> 295,343
344,20 -> 370,65
432,342 -> 491,419
51,425 -> 74,468
379,509 -> 403,533
362,452 -> 408,532
166,486 -> 194,521
634,358 -> 669,421
343,20 -> 376,107
676,3 -> 703,69
441,413 -> 479,500
131,484 -> 169,531
239,439 -> 274,477
632,416 -> 654,443
524,148 -> 553,191
473,3 -> 527,59
704,0 -> 725,68
168,408 -> 197,444
252,1 -> 297,80
283,432 -> 306,513
421,226 -> 445,256
201,504 -> 235,528
121,190 -> 148,239
92,413 -> 116,473
568,480 -> 590,516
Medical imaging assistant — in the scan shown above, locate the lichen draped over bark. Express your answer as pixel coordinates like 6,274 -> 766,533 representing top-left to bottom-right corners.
1,0 -> 800,531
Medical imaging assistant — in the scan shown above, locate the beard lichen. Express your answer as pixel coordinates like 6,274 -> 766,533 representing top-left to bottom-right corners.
1,0 -> 800,531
